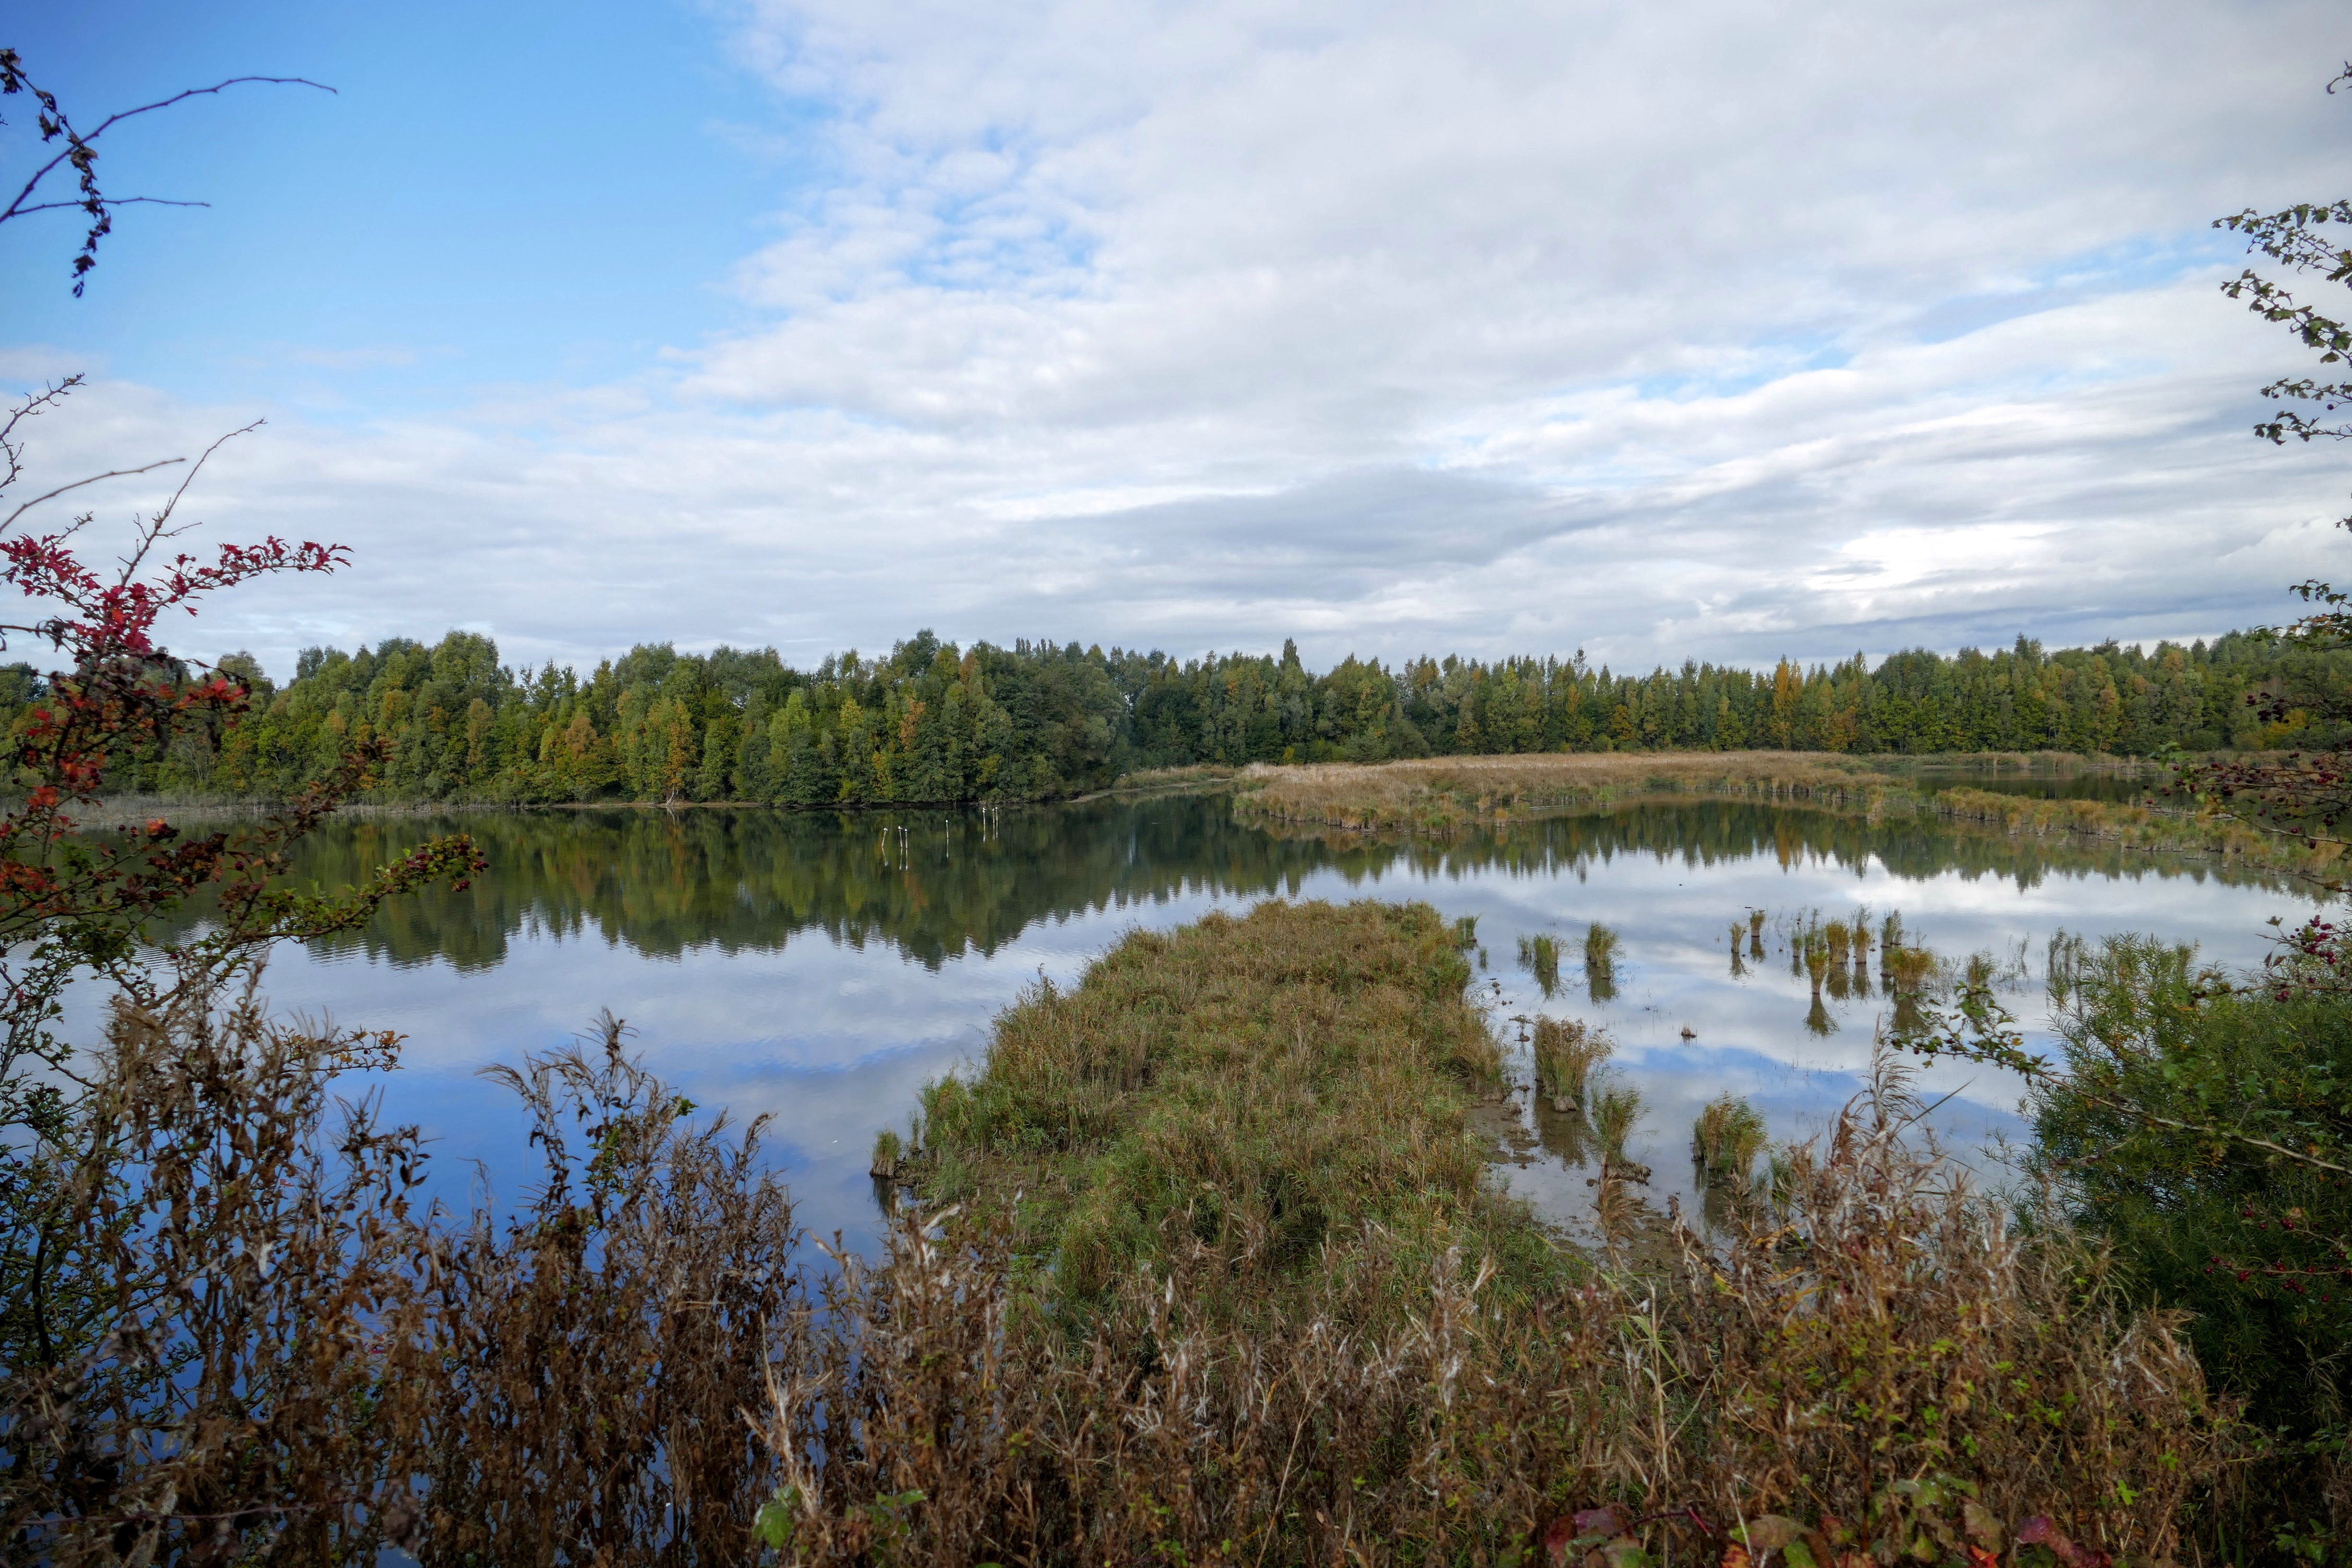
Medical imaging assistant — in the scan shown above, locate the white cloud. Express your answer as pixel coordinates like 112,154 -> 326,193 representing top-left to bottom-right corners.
6,0 -> 2349,678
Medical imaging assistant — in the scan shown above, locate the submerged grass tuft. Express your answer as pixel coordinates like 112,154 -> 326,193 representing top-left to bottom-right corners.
1517,932 -> 1562,996
1532,1015 -> 1612,1110
1583,921 -> 1621,1002
1692,1092 -> 1768,1190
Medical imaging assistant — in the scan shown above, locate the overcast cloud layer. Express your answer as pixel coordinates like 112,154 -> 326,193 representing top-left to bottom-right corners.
6,0 -> 2351,678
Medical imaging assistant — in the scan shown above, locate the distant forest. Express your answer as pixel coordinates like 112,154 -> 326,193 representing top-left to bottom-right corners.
10,628 -> 2346,805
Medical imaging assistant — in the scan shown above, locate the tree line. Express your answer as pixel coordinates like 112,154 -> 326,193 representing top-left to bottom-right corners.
12,625 -> 2345,805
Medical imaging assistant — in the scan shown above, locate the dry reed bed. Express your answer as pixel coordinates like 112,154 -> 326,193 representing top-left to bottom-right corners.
1229,752 -> 1891,833
1230,751 -> 2313,870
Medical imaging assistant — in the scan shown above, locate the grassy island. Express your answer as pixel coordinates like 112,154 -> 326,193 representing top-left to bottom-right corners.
908,899 -> 1546,1312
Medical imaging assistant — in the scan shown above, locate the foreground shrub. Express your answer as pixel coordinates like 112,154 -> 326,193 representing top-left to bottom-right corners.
2017,930 -> 2352,1549
0,980 -> 433,1562
400,1012 -> 798,1561
0,989 -> 795,1564
2028,935 -> 2352,1431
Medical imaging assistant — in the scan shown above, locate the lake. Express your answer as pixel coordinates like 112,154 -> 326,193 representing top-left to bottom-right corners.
132,787 -> 2319,1248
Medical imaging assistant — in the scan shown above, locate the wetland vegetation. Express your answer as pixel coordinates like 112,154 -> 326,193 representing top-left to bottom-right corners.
7,48 -> 2352,1568
1230,750 -> 2330,874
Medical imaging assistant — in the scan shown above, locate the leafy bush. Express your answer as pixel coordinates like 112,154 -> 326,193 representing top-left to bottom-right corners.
2026,933 -> 2352,1436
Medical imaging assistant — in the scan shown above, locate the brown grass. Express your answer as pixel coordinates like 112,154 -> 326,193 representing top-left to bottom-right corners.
1231,751 -> 2326,870
1230,751 -> 1892,832
1,985 -> 796,1564
759,1053 -> 2230,1566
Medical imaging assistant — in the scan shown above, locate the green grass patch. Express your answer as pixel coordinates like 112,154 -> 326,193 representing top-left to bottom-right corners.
914,898 -> 1560,1316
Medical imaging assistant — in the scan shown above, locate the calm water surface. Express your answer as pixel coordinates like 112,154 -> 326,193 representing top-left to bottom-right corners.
145,792 -> 2319,1248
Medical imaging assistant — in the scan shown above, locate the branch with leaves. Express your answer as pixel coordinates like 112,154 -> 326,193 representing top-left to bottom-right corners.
0,46 -> 333,294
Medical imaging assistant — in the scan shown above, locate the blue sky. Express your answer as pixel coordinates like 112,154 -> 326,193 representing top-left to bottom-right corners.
5,0 -> 793,411
4,0 -> 2350,679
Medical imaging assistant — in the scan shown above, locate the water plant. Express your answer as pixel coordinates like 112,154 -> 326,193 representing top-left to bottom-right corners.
1584,921 -> 1621,1003
870,1126 -> 903,1179
1589,1074 -> 1646,1165
1518,932 -> 1562,996
1885,945 -> 1936,995
1531,1015 -> 1612,1111
1692,1093 -> 1768,1191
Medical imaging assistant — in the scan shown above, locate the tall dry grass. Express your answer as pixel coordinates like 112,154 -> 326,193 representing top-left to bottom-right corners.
758,1055 -> 2230,1566
1229,751 -> 2322,872
1230,751 -> 1891,833
0,986 -> 797,1564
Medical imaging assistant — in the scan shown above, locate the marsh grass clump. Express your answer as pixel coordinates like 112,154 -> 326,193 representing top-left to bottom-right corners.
914,898 -> 1541,1311
1227,751 -> 1899,835
1692,1093 -> 1768,1191
1886,944 -> 1936,995
1532,1015 -> 1612,1111
1803,927 -> 1831,993
1518,932 -> 1563,996
1589,1074 -> 1646,1166
1583,921 -> 1621,1003
870,1126 -> 903,1179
